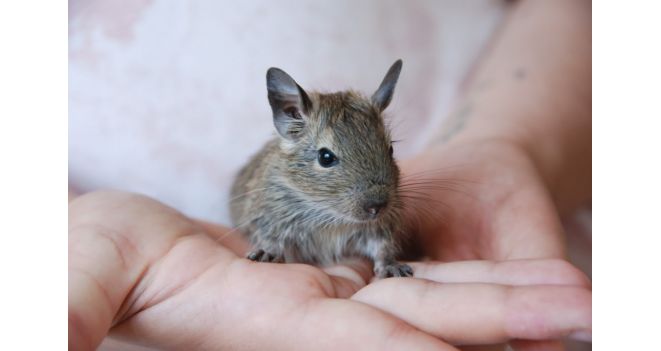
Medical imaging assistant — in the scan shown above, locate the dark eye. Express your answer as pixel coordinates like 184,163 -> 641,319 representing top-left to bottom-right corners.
318,148 -> 338,168
389,145 -> 394,157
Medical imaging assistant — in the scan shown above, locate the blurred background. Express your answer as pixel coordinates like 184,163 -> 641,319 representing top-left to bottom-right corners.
69,0 -> 508,223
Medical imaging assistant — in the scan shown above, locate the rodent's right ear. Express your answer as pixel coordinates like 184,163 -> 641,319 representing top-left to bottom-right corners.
266,68 -> 312,141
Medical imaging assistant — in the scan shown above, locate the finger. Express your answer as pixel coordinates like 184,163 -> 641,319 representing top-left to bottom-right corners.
352,279 -> 591,345
285,298 -> 458,351
410,259 -> 590,288
510,339 -> 565,351
111,259 -> 453,351
509,340 -> 566,351
459,345 -> 507,351
323,258 -> 373,298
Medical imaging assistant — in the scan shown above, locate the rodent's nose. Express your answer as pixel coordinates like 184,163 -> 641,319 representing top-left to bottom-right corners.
363,200 -> 388,218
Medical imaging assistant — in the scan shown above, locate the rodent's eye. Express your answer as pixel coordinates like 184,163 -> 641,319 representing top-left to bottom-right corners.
389,145 -> 394,157
317,148 -> 338,168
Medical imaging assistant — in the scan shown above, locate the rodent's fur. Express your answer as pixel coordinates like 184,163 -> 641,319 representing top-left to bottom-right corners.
230,60 -> 413,278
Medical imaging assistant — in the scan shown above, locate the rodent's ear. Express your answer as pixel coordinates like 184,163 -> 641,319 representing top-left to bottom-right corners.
266,67 -> 312,141
371,59 -> 402,112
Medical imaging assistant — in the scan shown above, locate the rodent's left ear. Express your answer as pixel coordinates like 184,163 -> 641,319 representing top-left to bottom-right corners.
371,59 -> 402,112
266,67 -> 313,141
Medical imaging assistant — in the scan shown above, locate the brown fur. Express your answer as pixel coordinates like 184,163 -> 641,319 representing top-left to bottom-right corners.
230,61 -> 412,278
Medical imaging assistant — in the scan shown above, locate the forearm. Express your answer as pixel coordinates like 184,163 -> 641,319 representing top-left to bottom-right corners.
435,0 -> 591,213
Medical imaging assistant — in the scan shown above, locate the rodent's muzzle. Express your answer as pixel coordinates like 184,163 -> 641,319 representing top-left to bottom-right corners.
359,185 -> 392,220
363,199 -> 388,219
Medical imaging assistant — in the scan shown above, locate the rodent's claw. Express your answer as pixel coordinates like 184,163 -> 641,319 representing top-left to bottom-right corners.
375,262 -> 414,279
246,249 -> 284,263
246,249 -> 265,261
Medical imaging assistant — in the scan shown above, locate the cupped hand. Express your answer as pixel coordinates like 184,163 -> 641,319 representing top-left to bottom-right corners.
69,190 -> 591,351
69,191 -> 449,351
400,139 -> 573,261
385,138 -> 592,349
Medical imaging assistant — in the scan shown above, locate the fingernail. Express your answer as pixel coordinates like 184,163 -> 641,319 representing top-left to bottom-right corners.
569,329 -> 592,342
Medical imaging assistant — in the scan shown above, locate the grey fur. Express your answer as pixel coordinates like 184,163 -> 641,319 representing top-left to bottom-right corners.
230,60 -> 412,278
371,59 -> 402,112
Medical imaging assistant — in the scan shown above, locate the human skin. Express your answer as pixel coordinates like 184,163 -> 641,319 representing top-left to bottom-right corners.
400,0 -> 591,273
395,0 -> 591,348
69,191 -> 590,351
69,0 -> 592,349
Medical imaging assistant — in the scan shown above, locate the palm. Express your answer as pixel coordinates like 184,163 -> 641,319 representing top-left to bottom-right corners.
401,140 -> 565,261
111,239 -> 367,349
71,191 -> 589,351
70,192 -> 449,351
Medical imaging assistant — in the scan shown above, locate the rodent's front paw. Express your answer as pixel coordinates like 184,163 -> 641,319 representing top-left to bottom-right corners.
375,262 -> 414,278
246,249 -> 284,263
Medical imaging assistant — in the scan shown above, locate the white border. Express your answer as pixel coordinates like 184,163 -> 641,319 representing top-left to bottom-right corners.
0,1 -> 67,350
594,0 -> 661,349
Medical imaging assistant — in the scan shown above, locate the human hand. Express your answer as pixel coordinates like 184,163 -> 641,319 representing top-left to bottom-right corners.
69,190 -> 591,351
400,139 -> 574,261
69,190 -> 450,351
386,138 -> 592,349
383,0 -> 592,345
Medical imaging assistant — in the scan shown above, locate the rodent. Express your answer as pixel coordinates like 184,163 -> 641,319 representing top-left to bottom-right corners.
230,60 -> 413,278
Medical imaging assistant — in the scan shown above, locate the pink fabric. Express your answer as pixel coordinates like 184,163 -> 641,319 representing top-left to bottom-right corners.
69,0 -> 507,224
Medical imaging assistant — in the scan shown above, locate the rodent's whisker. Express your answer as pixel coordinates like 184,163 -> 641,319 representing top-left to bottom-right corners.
399,185 -> 471,197
213,217 -> 255,244
397,192 -> 453,210
399,189 -> 449,198
399,177 -> 475,188
399,183 -> 466,192
402,187 -> 476,201
400,164 -> 473,176
398,195 -> 452,211
399,182 -> 466,190
398,178 -> 477,200
400,176 -> 474,185
394,196 -> 450,229
400,174 -> 471,182
228,187 -> 271,203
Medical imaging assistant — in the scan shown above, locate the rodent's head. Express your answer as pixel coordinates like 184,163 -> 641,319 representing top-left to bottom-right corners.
266,60 -> 403,223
